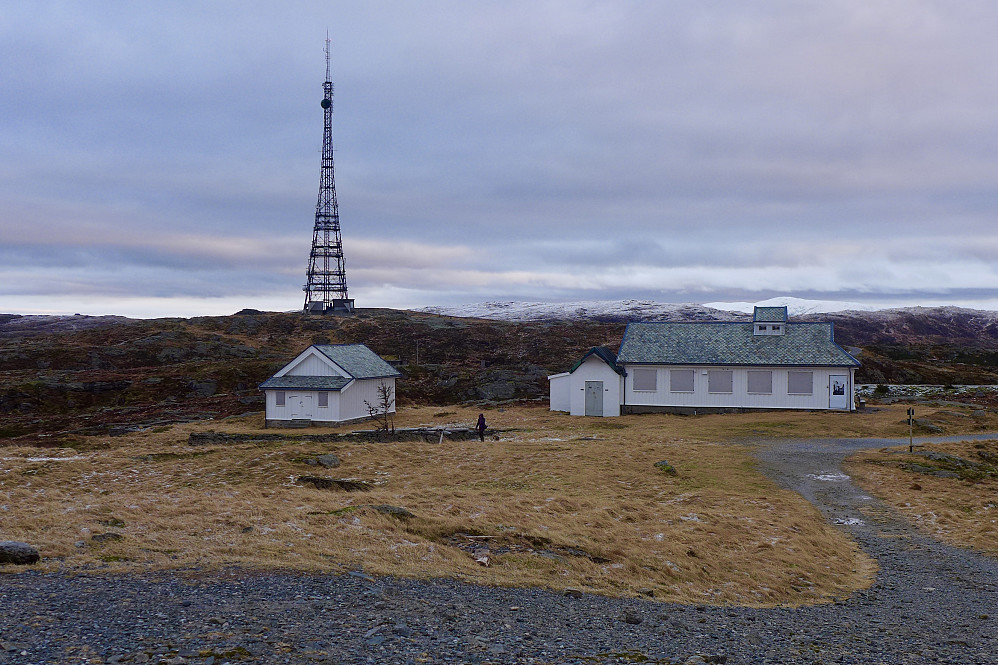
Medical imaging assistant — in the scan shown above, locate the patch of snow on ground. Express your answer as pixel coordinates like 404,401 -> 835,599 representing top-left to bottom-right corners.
807,472 -> 851,482
833,517 -> 865,525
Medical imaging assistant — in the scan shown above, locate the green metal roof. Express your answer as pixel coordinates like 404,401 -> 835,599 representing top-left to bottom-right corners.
314,344 -> 401,379
259,375 -> 352,391
568,346 -> 625,376
617,322 -> 860,367
753,306 -> 788,323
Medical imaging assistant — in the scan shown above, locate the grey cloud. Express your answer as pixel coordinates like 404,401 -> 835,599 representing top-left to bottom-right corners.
3,1 -> 998,314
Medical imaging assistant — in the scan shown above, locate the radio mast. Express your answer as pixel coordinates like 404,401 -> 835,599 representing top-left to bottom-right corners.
303,36 -> 354,314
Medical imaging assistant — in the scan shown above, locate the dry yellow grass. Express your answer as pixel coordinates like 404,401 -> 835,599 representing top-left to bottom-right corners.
0,405 -> 886,607
844,439 -> 998,557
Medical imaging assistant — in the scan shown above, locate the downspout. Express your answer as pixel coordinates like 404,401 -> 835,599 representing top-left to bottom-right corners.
621,369 -> 627,415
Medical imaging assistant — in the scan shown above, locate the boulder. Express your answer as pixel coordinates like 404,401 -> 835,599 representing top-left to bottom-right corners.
316,454 -> 341,469
0,541 -> 40,565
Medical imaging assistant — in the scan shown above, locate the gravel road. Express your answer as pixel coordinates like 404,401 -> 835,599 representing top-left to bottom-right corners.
3,434 -> 997,665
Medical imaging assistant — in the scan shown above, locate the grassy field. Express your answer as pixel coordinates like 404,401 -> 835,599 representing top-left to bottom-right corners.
2,403 -> 994,606
844,438 -> 998,557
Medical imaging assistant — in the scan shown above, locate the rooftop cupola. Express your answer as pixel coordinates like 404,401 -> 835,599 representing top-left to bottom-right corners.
753,306 -> 788,336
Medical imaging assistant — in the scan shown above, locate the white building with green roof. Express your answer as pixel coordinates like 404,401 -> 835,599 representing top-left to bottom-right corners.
551,307 -> 860,416
260,344 -> 401,427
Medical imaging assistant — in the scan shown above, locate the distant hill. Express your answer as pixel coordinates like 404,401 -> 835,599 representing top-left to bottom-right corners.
2,302 -> 998,444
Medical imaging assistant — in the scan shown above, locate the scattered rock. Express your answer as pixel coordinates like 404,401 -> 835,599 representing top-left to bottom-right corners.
91,533 -> 124,543
621,609 -> 643,625
298,476 -> 371,492
563,588 -> 584,598
0,541 -> 39,565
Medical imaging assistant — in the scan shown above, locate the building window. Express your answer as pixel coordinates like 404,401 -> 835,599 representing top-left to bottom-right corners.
747,370 -> 773,394
633,368 -> 657,391
670,369 -> 694,392
318,392 -> 328,408
788,371 -> 813,395
708,370 -> 733,393
275,391 -> 285,406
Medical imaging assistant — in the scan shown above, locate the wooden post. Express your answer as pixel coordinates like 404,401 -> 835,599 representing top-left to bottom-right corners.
908,407 -> 915,452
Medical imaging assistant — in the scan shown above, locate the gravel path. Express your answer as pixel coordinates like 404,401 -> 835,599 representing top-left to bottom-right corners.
3,434 -> 997,665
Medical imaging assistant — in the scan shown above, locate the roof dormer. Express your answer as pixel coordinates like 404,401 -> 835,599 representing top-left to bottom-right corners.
753,306 -> 788,336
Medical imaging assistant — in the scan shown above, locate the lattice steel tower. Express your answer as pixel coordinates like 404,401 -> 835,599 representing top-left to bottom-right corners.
303,37 -> 354,314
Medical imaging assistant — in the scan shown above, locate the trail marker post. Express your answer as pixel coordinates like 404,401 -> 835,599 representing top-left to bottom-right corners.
907,407 -> 915,452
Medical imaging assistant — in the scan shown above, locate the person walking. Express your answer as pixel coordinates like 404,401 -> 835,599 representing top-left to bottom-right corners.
476,413 -> 487,442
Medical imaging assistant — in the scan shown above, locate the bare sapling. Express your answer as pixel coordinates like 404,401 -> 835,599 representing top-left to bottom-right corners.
364,382 -> 396,438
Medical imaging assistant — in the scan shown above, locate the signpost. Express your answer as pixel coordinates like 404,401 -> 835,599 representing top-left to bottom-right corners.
907,407 -> 915,452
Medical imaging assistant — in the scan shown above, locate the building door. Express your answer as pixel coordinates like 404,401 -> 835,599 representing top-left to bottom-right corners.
829,375 -> 848,410
290,394 -> 313,419
585,381 -> 604,417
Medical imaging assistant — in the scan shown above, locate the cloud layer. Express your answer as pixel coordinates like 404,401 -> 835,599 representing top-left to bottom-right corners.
2,1 -> 997,316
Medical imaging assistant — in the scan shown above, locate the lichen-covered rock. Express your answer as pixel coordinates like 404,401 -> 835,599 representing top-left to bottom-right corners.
654,460 -> 678,476
0,541 -> 40,565
316,454 -> 341,469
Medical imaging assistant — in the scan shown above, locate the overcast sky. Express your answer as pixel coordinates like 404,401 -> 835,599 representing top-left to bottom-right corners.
3,1 -> 998,317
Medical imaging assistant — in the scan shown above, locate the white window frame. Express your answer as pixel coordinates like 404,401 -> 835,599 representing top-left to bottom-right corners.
318,392 -> 328,408
275,391 -> 285,406
670,369 -> 695,393
747,370 -> 773,394
632,368 -> 657,392
788,371 -> 814,395
707,370 -> 733,394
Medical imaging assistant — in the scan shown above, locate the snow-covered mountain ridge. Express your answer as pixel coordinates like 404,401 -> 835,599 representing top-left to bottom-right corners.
414,296 -> 982,322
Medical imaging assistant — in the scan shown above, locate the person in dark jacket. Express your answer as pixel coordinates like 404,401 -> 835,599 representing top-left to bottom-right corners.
476,413 -> 487,442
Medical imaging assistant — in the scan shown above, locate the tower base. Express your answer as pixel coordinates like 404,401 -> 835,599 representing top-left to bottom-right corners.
305,299 -> 355,314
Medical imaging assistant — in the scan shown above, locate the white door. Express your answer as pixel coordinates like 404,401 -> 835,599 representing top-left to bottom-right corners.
585,381 -> 604,417
829,375 -> 848,410
290,394 -> 313,419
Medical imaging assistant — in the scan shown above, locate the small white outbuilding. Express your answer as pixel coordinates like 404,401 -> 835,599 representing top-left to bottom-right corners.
259,343 -> 401,427
547,346 -> 625,417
